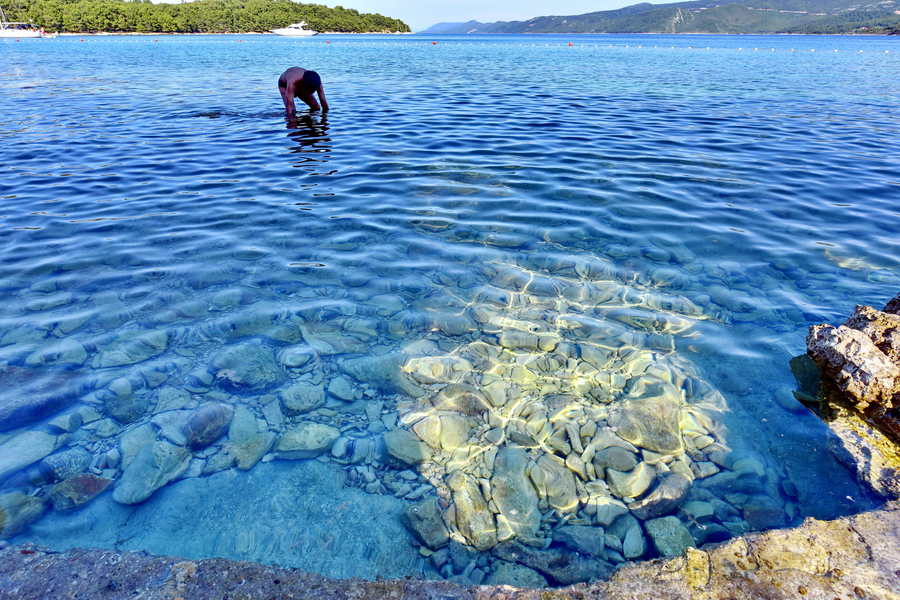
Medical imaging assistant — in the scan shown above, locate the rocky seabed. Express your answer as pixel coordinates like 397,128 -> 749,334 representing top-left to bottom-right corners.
0,253 -> 806,586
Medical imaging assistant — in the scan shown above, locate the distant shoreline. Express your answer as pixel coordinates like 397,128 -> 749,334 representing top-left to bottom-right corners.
414,31 -> 898,36
49,30 -> 893,37
55,31 -> 413,36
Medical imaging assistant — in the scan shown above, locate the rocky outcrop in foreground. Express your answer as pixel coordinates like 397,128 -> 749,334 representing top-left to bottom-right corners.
808,293 -> 900,441
2,500 -> 898,600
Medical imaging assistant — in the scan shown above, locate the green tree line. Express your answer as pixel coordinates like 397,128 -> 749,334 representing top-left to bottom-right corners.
3,0 -> 410,33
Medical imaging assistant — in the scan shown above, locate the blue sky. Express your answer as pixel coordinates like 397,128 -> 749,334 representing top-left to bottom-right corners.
318,1 -> 663,31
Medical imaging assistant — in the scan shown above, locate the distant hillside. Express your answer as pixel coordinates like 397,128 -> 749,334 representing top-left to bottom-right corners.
5,0 -> 410,33
420,0 -> 900,35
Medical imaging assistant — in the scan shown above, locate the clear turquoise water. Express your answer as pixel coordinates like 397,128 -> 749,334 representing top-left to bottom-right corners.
0,33 -> 898,585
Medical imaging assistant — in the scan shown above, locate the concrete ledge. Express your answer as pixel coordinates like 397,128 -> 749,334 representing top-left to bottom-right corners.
2,501 -> 897,600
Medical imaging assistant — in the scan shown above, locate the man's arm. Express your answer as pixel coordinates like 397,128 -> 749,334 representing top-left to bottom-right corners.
280,87 -> 295,115
317,85 -> 329,112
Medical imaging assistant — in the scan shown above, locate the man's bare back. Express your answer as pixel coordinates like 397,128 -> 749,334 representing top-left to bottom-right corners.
278,67 -> 329,114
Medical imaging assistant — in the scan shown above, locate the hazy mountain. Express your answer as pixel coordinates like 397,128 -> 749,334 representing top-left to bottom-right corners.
419,0 -> 900,34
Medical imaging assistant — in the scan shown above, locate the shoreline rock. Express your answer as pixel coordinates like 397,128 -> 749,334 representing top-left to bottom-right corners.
807,293 -> 900,441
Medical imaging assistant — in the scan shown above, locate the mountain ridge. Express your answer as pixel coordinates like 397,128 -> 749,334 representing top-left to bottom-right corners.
420,0 -> 900,35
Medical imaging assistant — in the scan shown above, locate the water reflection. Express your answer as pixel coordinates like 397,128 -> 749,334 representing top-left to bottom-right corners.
286,113 -> 335,174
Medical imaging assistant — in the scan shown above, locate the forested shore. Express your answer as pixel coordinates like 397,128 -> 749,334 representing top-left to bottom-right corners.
3,0 -> 410,33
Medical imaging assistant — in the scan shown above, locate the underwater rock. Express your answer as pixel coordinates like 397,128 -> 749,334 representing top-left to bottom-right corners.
0,430 -> 58,483
39,447 -> 92,483
384,429 -> 433,465
119,423 -> 157,469
339,353 -> 420,397
589,495 -> 629,526
113,441 -> 191,505
438,414 -> 470,450
0,492 -> 45,538
680,500 -> 716,523
742,495 -> 787,531
553,525 -> 607,557
25,338 -> 88,367
227,406 -> 275,470
404,356 -> 473,386
47,411 -> 83,434
404,497 -> 449,550
151,410 -> 193,446
622,522 -> 647,559
327,376 -> 356,402
530,454 -> 578,512
212,342 -> 283,393
493,541 -> 613,585
610,379 -> 684,454
644,515 -> 695,558
279,346 -> 316,370
279,381 -> 325,415
183,403 -> 233,450
94,329 -> 168,368
276,422 -> 340,459
491,446 -> 541,543
49,474 -> 112,511
628,473 -> 691,520
0,384 -> 77,433
155,386 -> 192,412
103,378 -> 149,424
594,446 -> 639,472
447,471 -> 497,551
607,462 -> 655,500
485,560 -> 548,587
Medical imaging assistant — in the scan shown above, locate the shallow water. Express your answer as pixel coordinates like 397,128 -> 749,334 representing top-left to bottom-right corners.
1,33 -> 898,585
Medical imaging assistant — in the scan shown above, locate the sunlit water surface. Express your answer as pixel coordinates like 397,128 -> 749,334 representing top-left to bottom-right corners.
1,33 -> 898,586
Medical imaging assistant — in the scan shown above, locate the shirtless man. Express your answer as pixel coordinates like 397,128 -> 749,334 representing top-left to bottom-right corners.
278,67 -> 329,114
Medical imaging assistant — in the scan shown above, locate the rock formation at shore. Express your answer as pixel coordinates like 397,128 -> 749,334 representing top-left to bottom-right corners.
807,292 -> 900,442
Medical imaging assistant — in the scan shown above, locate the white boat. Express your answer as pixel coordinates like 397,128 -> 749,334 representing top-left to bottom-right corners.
271,22 -> 318,37
0,5 -> 49,38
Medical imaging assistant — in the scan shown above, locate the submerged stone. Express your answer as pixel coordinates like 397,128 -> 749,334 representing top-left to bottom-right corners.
49,475 -> 112,511
327,376 -> 356,402
279,381 -> 325,415
594,446 -> 638,472
628,472 -> 691,520
39,447 -> 92,483
491,446 -> 541,543
742,495 -> 787,531
404,497 -> 449,550
530,454 -> 578,512
227,406 -> 276,470
0,430 -> 58,483
212,342 -> 283,392
384,429 -> 432,465
610,380 -> 684,454
486,560 -> 548,587
644,515 -> 694,557
276,422 -> 340,459
0,492 -> 45,538
183,403 -> 233,450
447,471 -> 497,551
622,523 -> 647,558
607,461 -> 655,499
103,380 -> 149,424
114,441 -> 191,505
493,541 -> 613,585
553,525 -> 607,557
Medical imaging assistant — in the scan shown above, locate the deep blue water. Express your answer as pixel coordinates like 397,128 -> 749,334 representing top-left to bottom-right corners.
0,33 -> 898,585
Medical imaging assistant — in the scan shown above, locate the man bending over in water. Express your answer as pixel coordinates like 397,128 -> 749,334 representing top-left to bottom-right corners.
278,67 -> 329,114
